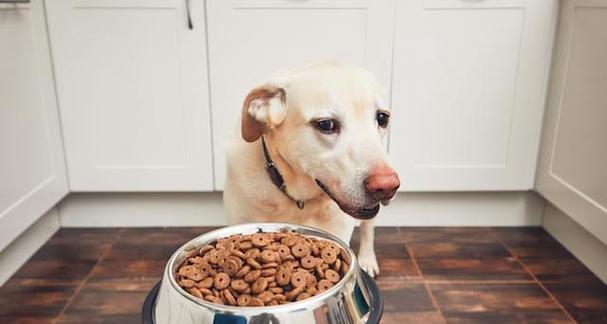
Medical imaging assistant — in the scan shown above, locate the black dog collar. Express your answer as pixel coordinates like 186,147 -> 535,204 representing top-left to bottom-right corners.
261,136 -> 305,209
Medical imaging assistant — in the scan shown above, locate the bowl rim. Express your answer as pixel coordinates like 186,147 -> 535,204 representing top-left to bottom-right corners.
165,222 -> 359,312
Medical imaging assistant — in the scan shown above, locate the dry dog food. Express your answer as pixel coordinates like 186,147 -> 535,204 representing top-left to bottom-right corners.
175,231 -> 350,306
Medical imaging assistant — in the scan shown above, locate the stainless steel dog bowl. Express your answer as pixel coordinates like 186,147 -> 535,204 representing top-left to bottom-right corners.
142,223 -> 383,324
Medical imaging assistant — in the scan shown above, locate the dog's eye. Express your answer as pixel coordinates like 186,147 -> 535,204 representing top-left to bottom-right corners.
314,119 -> 339,134
376,112 -> 390,128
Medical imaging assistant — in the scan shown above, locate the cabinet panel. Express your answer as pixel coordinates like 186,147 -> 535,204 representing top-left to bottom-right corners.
536,0 -> 607,244
0,0 -> 68,251
391,0 -> 557,190
46,0 -> 213,191
206,0 -> 395,189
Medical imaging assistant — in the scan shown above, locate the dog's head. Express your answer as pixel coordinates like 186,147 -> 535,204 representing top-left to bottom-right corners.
241,62 -> 400,220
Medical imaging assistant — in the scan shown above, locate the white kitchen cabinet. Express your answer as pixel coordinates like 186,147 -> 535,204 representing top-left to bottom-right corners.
536,0 -> 607,244
390,0 -> 558,191
206,0 -> 395,189
0,0 -> 68,251
45,0 -> 214,191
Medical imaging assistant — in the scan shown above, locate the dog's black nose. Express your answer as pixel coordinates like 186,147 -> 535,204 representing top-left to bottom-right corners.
364,164 -> 400,201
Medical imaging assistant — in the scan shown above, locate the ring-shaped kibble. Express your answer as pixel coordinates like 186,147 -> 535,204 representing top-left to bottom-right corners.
262,262 -> 278,269
231,249 -> 246,259
227,235 -> 241,244
234,265 -> 251,278
199,261 -> 215,275
321,246 -> 338,264
239,241 -> 253,250
197,277 -> 214,289
237,294 -> 251,306
230,279 -> 249,293
318,279 -> 334,292
188,287 -> 203,299
214,272 -> 230,290
276,268 -> 291,286
341,262 -> 350,276
199,244 -> 214,255
244,269 -> 261,283
277,244 -> 290,257
291,243 -> 310,258
290,270 -> 308,288
205,295 -> 223,304
199,287 -> 212,296
258,291 -> 274,304
251,277 -> 268,294
179,279 -> 195,288
248,297 -> 264,307
208,250 -> 222,264
296,292 -> 311,301
285,236 -> 299,247
285,285 -> 304,300
246,258 -> 262,270
245,248 -> 261,260
308,286 -> 318,296
251,233 -> 270,247
222,289 -> 237,305
261,268 -> 276,277
315,263 -> 325,278
324,269 -> 340,283
185,269 -> 205,281
339,248 -> 349,262
260,250 -> 277,263
333,259 -> 341,272
222,258 -> 241,276
300,255 -> 317,269
188,256 -> 205,265
306,274 -> 317,289
273,293 -> 287,302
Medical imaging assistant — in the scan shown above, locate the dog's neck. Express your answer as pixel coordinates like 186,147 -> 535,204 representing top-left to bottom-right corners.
260,135 -> 323,205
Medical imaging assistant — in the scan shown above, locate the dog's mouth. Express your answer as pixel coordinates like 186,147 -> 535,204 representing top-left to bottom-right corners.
315,180 -> 380,220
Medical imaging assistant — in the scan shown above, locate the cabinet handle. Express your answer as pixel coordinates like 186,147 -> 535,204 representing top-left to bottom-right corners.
0,0 -> 30,3
185,0 -> 193,30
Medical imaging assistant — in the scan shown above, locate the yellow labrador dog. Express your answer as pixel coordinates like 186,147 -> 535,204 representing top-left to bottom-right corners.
223,62 -> 400,277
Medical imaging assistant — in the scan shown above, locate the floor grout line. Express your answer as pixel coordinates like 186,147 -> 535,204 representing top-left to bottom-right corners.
490,228 -> 578,324
404,242 -> 447,323
423,280 -> 538,284
51,228 -> 126,324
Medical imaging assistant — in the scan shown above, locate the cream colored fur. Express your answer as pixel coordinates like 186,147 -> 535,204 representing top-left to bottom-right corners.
223,62 -> 395,277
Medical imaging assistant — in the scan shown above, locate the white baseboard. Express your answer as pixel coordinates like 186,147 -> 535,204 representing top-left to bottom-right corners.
58,191 -> 544,227
543,203 -> 607,284
0,207 -> 60,286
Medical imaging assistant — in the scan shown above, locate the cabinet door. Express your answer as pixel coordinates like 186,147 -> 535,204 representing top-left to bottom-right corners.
206,0 -> 395,189
390,0 -> 557,191
46,0 -> 214,191
0,0 -> 68,251
536,0 -> 607,244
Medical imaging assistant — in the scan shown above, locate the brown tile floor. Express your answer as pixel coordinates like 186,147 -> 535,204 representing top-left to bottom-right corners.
1,227 -> 606,323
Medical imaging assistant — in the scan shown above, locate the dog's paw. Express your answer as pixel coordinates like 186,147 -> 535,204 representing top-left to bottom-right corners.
358,252 -> 380,278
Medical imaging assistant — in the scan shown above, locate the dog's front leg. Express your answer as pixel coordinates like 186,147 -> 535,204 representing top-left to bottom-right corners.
358,219 -> 379,277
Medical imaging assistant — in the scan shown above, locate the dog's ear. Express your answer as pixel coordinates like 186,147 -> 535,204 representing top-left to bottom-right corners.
241,83 -> 287,142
